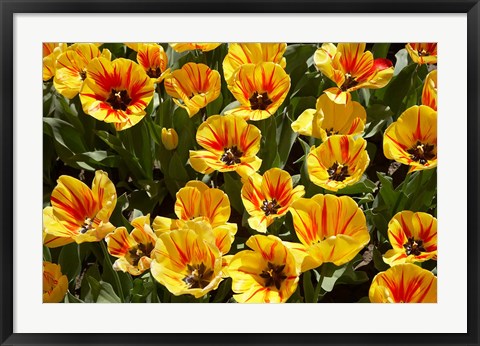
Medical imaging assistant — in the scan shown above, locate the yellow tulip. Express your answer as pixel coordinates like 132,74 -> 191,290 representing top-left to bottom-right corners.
169,43 -> 221,53
241,168 -> 304,233
228,235 -> 300,303
383,211 -> 437,266
422,69 -> 437,111
288,194 -> 370,271
161,127 -> 178,150
406,43 -> 437,65
225,62 -> 290,121
105,215 -> 157,276
43,261 -> 68,303
189,114 -> 262,178
43,170 -> 117,246
223,43 -> 287,83
307,135 -> 370,191
80,57 -> 154,131
383,105 -> 437,172
54,43 -> 111,99
369,264 -> 437,303
314,43 -> 393,103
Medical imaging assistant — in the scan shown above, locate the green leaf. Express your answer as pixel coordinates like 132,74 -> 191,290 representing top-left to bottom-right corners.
376,172 -> 401,211
335,176 -> 377,195
320,264 -> 348,293
302,271 -> 315,303
85,277 -> 121,303
96,130 -> 148,180
276,112 -> 298,169
212,278 -> 232,303
57,243 -> 81,283
223,172 -> 244,214
383,63 -> 417,114
43,118 -> 88,168
43,245 -> 52,262
372,43 -> 391,59
206,93 -> 223,116
64,291 -> 84,303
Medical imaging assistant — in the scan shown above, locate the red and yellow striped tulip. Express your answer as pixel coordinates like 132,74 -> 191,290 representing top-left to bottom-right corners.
225,62 -> 290,121
223,43 -> 287,83
43,261 -> 68,303
105,215 -> 157,276
80,57 -> 154,131
136,43 -> 170,83
43,43 -> 67,81
383,211 -> 437,266
153,181 -> 237,254
150,227 -> 225,298
241,168 -> 305,233
189,115 -> 262,178
314,43 -> 393,104
228,235 -> 300,303
369,264 -> 437,303
291,94 -> 367,141
164,63 -> 221,117
383,105 -> 437,172
43,170 -> 117,246
422,69 -> 437,111
54,43 -> 111,99
169,43 -> 221,53
288,194 -> 370,271
307,135 -> 369,191
406,43 -> 437,65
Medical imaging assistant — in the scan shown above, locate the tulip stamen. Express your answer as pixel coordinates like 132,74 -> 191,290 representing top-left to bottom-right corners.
106,89 -> 132,111
326,128 -> 338,136
183,263 -> 214,289
128,242 -> 154,266
147,67 -> 162,79
341,73 -> 358,91
327,162 -> 350,182
79,217 -> 94,234
261,198 -> 281,216
403,237 -> 426,256
79,69 -> 87,80
407,141 -> 435,165
418,49 -> 430,57
249,91 -> 273,111
221,146 -> 243,165
259,262 -> 287,290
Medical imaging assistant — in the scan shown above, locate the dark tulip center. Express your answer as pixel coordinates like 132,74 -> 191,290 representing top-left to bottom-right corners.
147,67 -> 162,78
327,162 -> 350,182
220,146 -> 243,165
249,91 -> 272,111
183,263 -> 214,289
406,141 -> 435,165
128,242 -> 154,266
341,73 -> 358,91
106,89 -> 132,111
261,198 -> 281,216
259,262 -> 287,290
79,217 -> 94,234
403,237 -> 426,256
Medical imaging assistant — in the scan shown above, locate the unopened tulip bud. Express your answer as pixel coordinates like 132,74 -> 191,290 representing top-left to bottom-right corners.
161,128 -> 178,150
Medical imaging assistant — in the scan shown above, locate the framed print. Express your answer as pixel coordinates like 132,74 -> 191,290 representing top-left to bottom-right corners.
1,1 -> 479,345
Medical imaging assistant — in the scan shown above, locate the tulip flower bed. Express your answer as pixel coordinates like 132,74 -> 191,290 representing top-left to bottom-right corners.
43,43 -> 437,304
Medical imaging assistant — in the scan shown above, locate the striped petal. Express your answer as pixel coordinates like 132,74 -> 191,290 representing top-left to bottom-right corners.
383,105 -> 437,171
226,62 -> 290,121
307,135 -> 369,191
369,264 -> 437,303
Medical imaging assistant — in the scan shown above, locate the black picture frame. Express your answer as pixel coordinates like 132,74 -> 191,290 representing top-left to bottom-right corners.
1,1 -> 479,345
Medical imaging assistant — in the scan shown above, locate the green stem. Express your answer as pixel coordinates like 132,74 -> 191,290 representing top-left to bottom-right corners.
312,264 -> 327,303
100,241 -> 125,303
150,272 -> 160,303
393,171 -> 413,214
